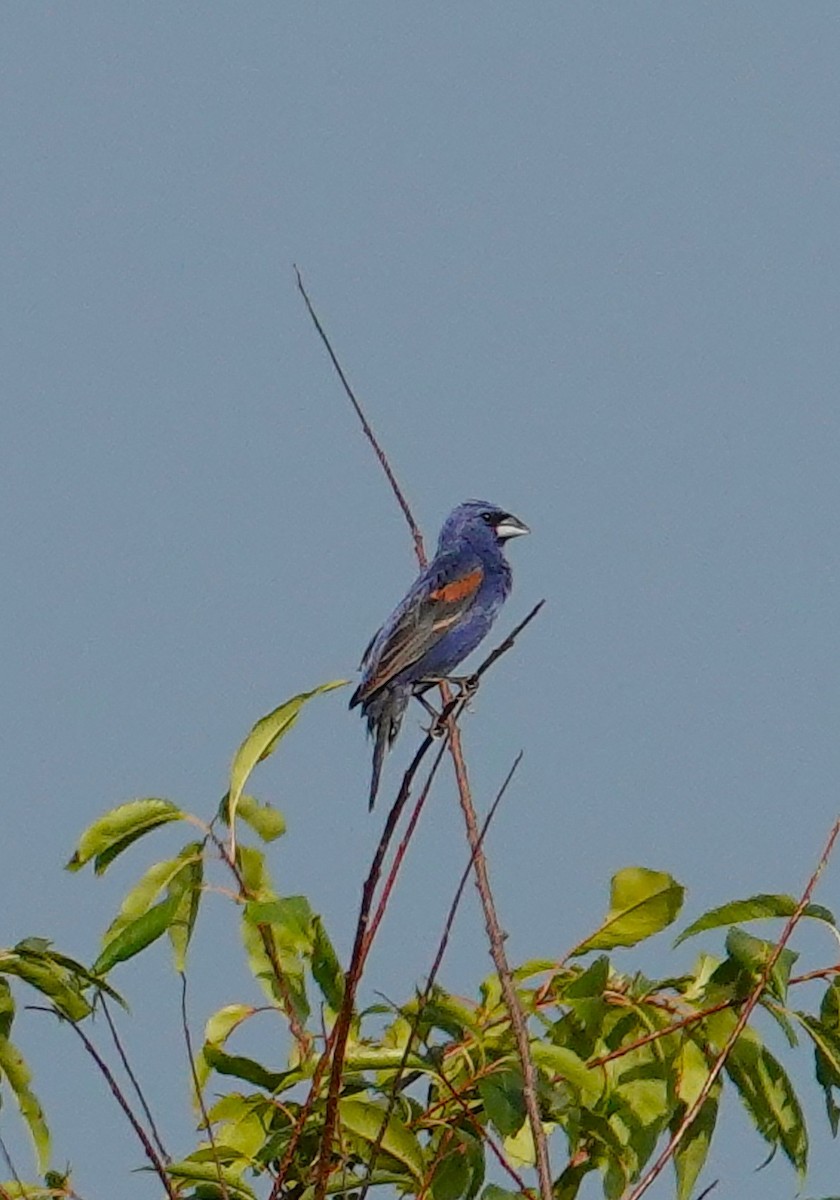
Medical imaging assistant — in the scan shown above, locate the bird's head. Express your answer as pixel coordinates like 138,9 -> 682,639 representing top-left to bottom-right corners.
438,500 -> 530,554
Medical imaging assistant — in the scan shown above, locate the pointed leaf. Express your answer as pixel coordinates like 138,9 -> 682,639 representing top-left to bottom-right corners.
168,852 -> 204,972
164,1159 -> 257,1199
676,894 -> 834,946
228,795 -> 286,843
93,892 -> 180,975
66,799 -> 184,874
725,1031 -> 808,1177
0,949 -> 91,1021
201,1046 -> 287,1092
310,916 -> 344,1010
572,868 -> 684,955
227,681 -> 346,830
672,1084 -> 720,1200
0,1036 -> 49,1171
104,845 -> 204,944
478,1070 -> 525,1137
338,1097 -> 424,1180
724,927 -> 797,1002
530,1042 -> 602,1105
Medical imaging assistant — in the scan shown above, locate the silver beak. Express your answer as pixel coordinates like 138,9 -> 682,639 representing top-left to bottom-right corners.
495,513 -> 530,540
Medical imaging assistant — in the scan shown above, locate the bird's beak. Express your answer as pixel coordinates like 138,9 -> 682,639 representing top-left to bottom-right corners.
495,513 -> 530,540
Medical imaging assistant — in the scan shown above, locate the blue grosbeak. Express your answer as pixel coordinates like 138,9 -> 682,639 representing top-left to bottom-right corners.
351,500 -> 530,808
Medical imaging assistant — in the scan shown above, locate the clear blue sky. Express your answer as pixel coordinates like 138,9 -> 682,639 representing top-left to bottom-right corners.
2,6 -> 839,1198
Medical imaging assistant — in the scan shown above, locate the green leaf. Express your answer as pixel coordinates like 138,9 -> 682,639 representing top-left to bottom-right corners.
244,896 -> 313,950
725,1030 -> 808,1177
338,1097 -> 425,1180
676,894 -> 834,946
530,1042 -> 602,1105
164,1159 -> 257,1199
431,1138 -> 471,1200
478,1069 -> 526,1137
227,681 -> 346,831
240,913 -> 309,1023
93,892 -> 181,975
310,916 -> 344,1010
226,795 -> 286,843
0,947 -> 91,1021
168,851 -> 204,972
0,1035 -> 50,1171
201,1047 -> 287,1092
481,1187 -> 521,1200
344,1046 -> 428,1072
66,798 -> 184,874
672,1083 -> 720,1200
572,868 -> 685,955
104,845 -> 204,944
724,927 -> 797,1002
795,1010 -> 840,1135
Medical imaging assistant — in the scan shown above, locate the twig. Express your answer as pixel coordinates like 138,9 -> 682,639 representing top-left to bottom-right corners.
622,817 -> 840,1200
298,271 -> 550,1200
363,740 -> 450,964
312,726 -> 455,1199
180,974 -> 230,1200
358,754 -> 525,1200
443,716 -> 553,1200
209,828 -> 313,1058
0,1128 -> 27,1200
29,1007 -> 176,1200
295,267 -> 426,567
99,993 -> 170,1163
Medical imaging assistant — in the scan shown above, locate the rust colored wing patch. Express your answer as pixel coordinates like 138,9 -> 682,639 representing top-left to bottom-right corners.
429,567 -> 483,604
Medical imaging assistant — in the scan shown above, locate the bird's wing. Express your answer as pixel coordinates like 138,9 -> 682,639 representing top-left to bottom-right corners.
353,551 -> 485,704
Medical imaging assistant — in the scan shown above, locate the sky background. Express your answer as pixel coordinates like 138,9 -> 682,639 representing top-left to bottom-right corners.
2,5 -> 839,1198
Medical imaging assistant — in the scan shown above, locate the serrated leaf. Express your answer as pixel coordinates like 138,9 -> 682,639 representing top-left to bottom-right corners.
227,681 -> 346,834
795,1011 -> 840,1135
66,799 -> 184,874
338,1097 -> 424,1180
672,1083 -> 720,1200
93,892 -> 181,975
572,868 -> 684,955
726,1031 -> 808,1177
310,916 -> 344,1010
0,1036 -> 49,1171
201,1047 -> 287,1092
478,1070 -> 526,1137
481,1186 -> 521,1200
164,1159 -> 257,1199
168,852 -> 204,972
675,894 -> 835,946
0,949 -> 91,1021
530,1042 -> 602,1105
103,848 -> 202,944
226,795 -> 286,843
240,915 -> 309,1023
724,927 -> 797,1002
431,1137 -> 471,1200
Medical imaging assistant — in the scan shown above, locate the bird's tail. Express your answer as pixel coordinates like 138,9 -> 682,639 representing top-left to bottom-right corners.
363,688 -> 408,810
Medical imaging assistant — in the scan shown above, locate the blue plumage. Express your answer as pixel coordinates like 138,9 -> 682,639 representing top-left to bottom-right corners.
350,500 -> 529,808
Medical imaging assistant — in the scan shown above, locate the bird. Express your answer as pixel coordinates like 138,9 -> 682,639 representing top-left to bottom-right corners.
350,500 -> 530,809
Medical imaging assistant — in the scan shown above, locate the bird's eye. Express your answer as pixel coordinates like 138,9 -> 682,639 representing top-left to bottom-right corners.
481,512 -> 495,525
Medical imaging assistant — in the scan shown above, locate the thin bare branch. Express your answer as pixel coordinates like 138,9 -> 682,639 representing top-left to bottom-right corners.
30,1007 -> 177,1200
0,1128 -> 28,1200
99,994 -> 170,1164
358,753 -> 525,1200
443,715 -> 553,1200
622,816 -> 840,1200
300,276 -> 549,1200
209,827 -> 313,1058
295,266 -> 426,567
180,974 -> 230,1200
